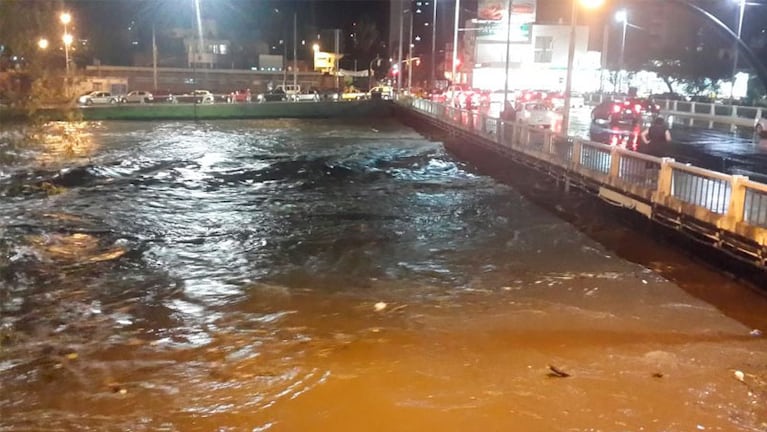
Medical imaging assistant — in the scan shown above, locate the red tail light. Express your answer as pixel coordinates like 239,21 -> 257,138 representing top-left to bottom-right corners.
612,104 -> 621,113
634,104 -> 642,112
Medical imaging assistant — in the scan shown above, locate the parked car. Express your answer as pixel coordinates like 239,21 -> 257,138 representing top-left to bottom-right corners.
227,89 -> 252,103
370,86 -> 394,100
318,88 -> 341,101
152,89 -> 176,103
591,99 -> 643,126
445,84 -> 470,107
547,92 -> 585,109
176,90 -> 215,104
294,89 -> 320,102
77,91 -> 119,105
429,89 -> 447,104
259,88 -> 287,102
756,115 -> 767,138
276,84 -> 301,101
121,90 -> 153,104
518,102 -> 560,128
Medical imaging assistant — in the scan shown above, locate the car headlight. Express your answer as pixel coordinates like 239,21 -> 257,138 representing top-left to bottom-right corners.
78,97 -> 87,103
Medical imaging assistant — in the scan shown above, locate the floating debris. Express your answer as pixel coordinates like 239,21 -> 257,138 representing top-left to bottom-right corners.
547,365 -> 570,378
749,329 -> 762,337
374,302 -> 387,312
734,370 -> 745,382
652,372 -> 663,378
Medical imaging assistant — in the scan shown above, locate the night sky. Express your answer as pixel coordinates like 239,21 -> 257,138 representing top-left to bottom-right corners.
63,0 -> 767,62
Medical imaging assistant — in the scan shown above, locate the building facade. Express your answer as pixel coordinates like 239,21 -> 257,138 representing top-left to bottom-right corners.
468,0 -> 600,91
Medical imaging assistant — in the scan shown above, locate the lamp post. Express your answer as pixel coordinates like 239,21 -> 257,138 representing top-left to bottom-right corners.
430,0 -> 438,88
397,0 -> 405,94
562,0 -> 604,137
60,12 -> 71,74
502,1 -> 514,112
407,9 -> 414,92
452,0 -> 461,84
615,9 -> 628,94
730,0 -> 746,100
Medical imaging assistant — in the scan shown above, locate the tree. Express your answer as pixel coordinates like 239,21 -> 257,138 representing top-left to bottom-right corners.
0,1 -> 57,70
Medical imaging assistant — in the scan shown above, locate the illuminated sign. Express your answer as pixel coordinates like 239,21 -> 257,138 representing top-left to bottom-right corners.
476,0 -> 535,43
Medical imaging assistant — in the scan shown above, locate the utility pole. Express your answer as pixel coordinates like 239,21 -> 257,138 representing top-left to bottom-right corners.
408,10 -> 413,92
335,29 -> 341,89
502,1 -> 514,110
430,0 -> 438,88
152,24 -> 158,90
397,1 -> 404,93
452,0 -> 461,84
293,12 -> 298,88
600,23 -> 608,93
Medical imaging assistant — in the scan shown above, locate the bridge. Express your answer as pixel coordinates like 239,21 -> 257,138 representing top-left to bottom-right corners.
399,97 -> 767,269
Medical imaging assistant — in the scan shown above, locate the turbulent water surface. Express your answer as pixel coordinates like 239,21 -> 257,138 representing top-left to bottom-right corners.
1,118 -> 767,431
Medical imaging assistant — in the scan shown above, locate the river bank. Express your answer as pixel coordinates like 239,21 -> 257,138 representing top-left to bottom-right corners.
0,100 -> 394,122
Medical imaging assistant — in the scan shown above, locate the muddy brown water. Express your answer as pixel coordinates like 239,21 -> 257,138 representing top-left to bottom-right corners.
1,119 -> 767,431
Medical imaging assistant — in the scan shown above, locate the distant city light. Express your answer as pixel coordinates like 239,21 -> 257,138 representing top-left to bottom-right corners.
37,38 -> 49,50
63,33 -> 73,46
60,12 -> 71,25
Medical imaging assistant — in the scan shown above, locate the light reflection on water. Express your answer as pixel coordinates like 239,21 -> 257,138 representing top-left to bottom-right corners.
1,118 -> 767,430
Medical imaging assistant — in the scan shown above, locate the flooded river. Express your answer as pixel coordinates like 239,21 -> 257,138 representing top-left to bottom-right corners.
1,119 -> 767,431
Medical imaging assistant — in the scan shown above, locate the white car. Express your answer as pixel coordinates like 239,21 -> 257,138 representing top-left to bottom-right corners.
293,90 -> 320,102
518,102 -> 560,128
78,91 -> 119,105
276,84 -> 301,101
176,90 -> 215,104
756,116 -> 767,138
121,90 -> 153,104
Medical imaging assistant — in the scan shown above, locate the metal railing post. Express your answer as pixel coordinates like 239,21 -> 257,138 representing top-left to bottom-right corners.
653,157 -> 676,203
571,138 -> 582,166
725,175 -> 749,226
609,147 -> 621,178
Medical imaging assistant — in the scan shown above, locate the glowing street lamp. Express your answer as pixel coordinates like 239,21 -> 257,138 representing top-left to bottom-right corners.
313,43 -> 320,52
38,38 -> 49,50
60,12 -> 72,74
562,0 -> 605,136
730,0 -> 746,99
615,9 -> 628,94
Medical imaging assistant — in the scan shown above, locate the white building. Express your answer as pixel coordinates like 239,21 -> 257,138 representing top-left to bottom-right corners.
468,0 -> 602,92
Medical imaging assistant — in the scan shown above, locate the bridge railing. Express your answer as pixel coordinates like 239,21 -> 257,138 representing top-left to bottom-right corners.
407,97 -> 767,253
584,93 -> 764,129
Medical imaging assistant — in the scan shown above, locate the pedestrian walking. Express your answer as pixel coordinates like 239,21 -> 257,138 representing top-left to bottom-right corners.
641,116 -> 672,156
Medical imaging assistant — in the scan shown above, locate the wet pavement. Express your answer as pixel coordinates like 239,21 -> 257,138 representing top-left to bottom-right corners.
1,119 -> 767,431
569,108 -> 767,182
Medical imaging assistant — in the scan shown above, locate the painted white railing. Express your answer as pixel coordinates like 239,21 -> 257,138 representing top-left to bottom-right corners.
584,93 -> 763,130
405,97 -> 767,258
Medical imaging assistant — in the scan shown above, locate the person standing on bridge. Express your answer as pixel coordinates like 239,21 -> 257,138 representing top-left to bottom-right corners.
641,116 -> 672,156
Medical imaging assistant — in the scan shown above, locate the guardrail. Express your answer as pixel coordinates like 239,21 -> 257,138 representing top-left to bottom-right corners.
584,93 -> 764,130
404,97 -> 767,267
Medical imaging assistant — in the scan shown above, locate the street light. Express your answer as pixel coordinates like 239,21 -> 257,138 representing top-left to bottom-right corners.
562,0 -> 605,137
451,0 -> 461,84
313,43 -> 320,52
38,38 -> 49,50
60,12 -> 72,74
615,9 -> 628,94
730,0 -> 746,100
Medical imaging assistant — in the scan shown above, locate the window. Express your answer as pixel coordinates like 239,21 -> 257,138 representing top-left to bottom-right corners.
534,36 -> 553,63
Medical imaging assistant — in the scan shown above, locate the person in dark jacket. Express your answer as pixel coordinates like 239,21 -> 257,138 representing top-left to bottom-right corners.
641,116 -> 672,155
